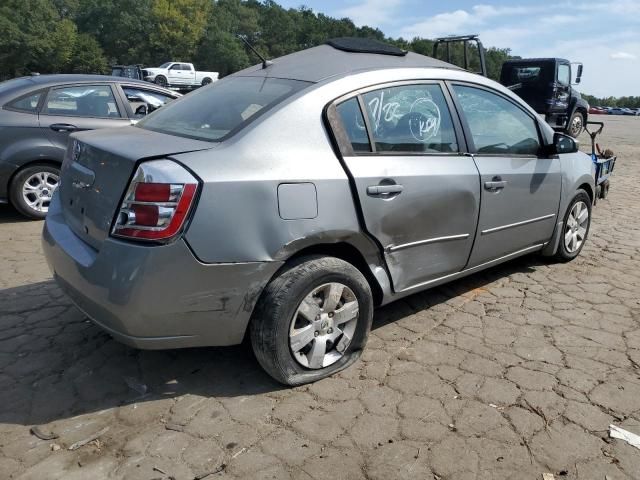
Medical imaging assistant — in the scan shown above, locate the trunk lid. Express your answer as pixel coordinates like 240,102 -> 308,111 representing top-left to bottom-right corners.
58,126 -> 213,250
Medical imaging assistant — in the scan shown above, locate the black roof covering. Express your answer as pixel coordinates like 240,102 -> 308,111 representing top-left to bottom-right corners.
326,37 -> 407,56
235,43 -> 460,83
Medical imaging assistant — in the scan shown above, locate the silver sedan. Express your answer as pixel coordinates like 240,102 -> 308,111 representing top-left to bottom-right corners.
43,38 -> 596,385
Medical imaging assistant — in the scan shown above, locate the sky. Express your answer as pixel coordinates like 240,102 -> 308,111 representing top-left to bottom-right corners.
277,0 -> 640,98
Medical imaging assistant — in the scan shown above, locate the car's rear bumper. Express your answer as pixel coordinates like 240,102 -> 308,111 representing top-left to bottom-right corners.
42,195 -> 282,349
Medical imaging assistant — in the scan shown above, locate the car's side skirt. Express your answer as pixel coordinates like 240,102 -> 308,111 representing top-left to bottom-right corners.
382,243 -> 545,304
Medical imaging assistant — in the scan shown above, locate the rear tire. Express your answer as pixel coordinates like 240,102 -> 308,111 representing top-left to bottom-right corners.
201,77 -> 212,86
554,189 -> 591,262
250,256 -> 373,386
10,164 -> 60,220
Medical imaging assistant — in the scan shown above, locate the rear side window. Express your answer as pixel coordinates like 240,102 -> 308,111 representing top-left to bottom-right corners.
138,76 -> 310,142
336,98 -> 370,152
43,85 -> 120,118
453,85 -> 540,156
6,91 -> 42,113
362,84 -> 458,153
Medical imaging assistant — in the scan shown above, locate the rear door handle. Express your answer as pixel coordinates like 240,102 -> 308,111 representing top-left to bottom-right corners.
367,184 -> 404,195
484,179 -> 507,191
50,123 -> 78,132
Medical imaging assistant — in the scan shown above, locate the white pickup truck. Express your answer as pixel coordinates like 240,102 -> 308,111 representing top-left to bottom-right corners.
142,62 -> 219,89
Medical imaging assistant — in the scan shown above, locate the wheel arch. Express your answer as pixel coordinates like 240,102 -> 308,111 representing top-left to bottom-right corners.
277,242 -> 386,307
578,182 -> 594,203
7,158 -> 62,199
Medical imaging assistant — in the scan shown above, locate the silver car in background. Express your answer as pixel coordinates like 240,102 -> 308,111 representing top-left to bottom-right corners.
43,38 -> 595,385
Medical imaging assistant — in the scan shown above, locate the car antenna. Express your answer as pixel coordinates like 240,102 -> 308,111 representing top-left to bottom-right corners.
237,35 -> 273,69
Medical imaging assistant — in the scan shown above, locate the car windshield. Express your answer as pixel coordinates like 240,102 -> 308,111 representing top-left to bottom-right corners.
159,62 -> 172,68
137,76 -> 310,142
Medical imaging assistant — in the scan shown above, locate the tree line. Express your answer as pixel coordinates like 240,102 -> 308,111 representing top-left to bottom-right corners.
0,0 -> 633,105
0,0 -> 512,79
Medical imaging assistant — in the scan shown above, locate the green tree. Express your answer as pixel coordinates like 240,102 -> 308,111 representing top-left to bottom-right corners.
69,33 -> 108,73
149,0 -> 211,61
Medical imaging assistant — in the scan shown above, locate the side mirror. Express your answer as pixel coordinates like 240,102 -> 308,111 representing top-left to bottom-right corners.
135,104 -> 148,116
554,132 -> 578,154
574,64 -> 583,84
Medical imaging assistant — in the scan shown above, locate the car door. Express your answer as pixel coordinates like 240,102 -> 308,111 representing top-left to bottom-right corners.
181,64 -> 195,84
39,84 -> 130,152
331,82 -> 481,293
167,64 -> 182,84
450,83 -> 562,267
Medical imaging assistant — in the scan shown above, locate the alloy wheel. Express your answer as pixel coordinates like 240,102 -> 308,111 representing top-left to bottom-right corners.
289,282 -> 359,369
570,115 -> 583,137
564,200 -> 589,253
22,171 -> 59,214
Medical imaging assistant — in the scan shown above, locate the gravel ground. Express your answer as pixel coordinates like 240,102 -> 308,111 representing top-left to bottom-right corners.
0,115 -> 639,479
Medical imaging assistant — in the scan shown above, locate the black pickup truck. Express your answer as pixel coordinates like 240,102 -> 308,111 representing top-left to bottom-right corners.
500,58 -> 589,138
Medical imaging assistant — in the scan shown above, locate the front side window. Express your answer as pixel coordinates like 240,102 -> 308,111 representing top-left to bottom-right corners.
123,87 -> 176,117
6,91 -> 42,113
43,85 -> 120,118
138,76 -> 310,142
557,64 -> 571,86
361,84 -> 458,153
453,85 -> 540,156
336,97 -> 370,152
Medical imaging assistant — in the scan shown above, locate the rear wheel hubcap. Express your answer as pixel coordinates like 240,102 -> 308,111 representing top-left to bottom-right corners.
22,171 -> 59,213
289,282 -> 359,369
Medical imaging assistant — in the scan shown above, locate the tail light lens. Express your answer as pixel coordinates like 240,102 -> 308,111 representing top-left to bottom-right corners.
111,159 -> 199,242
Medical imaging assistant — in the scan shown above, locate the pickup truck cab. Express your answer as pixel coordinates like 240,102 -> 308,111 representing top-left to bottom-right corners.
500,58 -> 589,138
143,62 -> 218,90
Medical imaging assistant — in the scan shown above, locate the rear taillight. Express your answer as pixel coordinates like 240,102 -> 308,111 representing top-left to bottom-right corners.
111,160 -> 199,242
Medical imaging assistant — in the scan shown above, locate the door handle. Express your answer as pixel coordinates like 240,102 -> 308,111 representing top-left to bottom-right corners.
50,123 -> 78,132
484,177 -> 507,191
367,184 -> 404,196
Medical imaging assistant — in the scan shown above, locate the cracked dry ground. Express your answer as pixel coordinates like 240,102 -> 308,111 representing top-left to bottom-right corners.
1,116 -> 639,480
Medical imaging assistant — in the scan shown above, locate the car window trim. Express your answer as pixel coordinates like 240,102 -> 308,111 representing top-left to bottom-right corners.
446,80 -> 544,158
115,83 -> 178,119
3,88 -> 48,114
327,79 -> 469,158
40,83 -> 125,120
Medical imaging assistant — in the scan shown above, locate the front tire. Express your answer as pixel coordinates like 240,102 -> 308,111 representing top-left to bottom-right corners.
554,189 -> 591,262
10,164 -> 60,219
250,256 -> 373,386
567,111 -> 585,138
154,75 -> 168,88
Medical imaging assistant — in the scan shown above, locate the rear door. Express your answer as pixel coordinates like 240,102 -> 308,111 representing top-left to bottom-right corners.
39,84 -> 129,151
331,82 -> 481,293
450,83 -> 561,267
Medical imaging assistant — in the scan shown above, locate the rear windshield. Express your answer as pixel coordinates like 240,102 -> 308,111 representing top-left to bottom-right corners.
137,76 -> 310,142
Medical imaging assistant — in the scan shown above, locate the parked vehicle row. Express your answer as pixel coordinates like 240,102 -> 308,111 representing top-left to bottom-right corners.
589,106 -> 639,115
42,38 -> 596,385
0,75 -> 180,218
